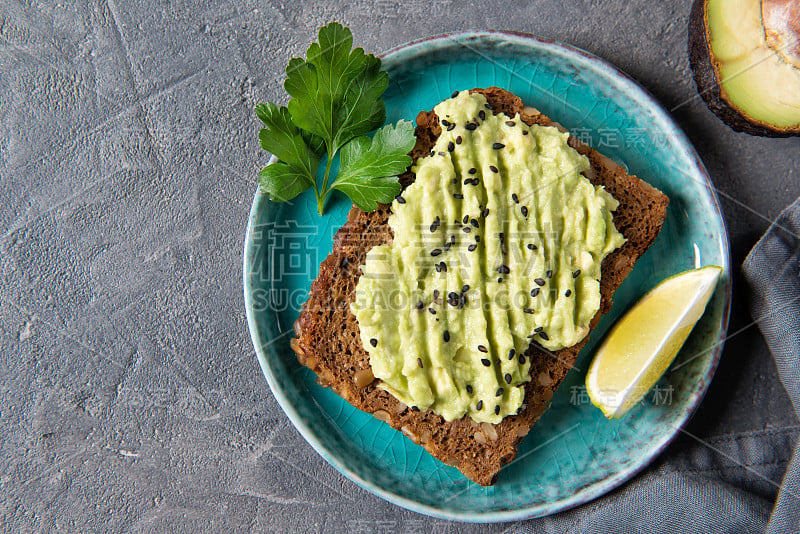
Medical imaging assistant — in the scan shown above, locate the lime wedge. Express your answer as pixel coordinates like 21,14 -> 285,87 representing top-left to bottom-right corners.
586,266 -> 723,418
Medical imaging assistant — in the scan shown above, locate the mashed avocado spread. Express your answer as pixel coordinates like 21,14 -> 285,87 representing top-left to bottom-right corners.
351,91 -> 626,424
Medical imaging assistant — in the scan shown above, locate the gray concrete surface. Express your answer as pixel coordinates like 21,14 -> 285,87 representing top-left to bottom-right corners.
1,0 -> 798,532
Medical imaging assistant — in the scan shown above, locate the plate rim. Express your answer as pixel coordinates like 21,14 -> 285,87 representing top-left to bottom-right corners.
243,29 -> 732,522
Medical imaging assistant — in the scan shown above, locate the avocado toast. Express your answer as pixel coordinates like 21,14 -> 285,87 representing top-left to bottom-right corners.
290,87 -> 669,486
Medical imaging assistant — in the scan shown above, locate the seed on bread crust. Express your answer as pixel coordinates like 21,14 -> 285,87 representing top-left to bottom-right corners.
354,367 -> 375,388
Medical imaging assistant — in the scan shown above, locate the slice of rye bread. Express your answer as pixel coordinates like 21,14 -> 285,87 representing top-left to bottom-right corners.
290,87 -> 669,486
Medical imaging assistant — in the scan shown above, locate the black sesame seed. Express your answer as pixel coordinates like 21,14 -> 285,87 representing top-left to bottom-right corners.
573,269 -> 581,278
489,165 -> 498,173
485,103 -> 495,110
497,277 -> 503,283
417,357 -> 423,368
565,289 -> 572,297
439,262 -> 447,272
475,235 -> 481,242
481,358 -> 490,367
411,405 -> 420,411
430,222 -> 438,233
492,142 -> 505,150
433,289 -> 440,299
495,405 -> 501,415
443,330 -> 450,342
523,130 -> 529,135
496,387 -> 504,397
547,270 -> 553,278
453,193 -> 464,199
479,110 -> 486,120
527,243 -> 537,250
497,265 -> 510,274
369,338 -> 378,347
535,278 -> 545,286
456,135 -> 462,144
395,195 -> 406,204
482,208 -> 490,217
521,206 -> 528,217
504,373 -> 512,384
534,326 -> 543,333
431,248 -> 442,257
531,288 -> 540,297
539,332 -> 550,341
463,214 -> 469,224
435,263 -> 442,273
449,291 -> 459,301
462,226 -> 471,233
459,294 -> 467,308
447,123 -> 455,131
444,240 -> 452,251
429,307 -> 436,314
512,193 -> 519,203
451,90 -> 459,98
462,284 -> 470,292
519,355 -> 526,365
430,151 -> 435,157
448,142 -> 455,152
470,219 -> 479,228
508,349 -> 515,360
465,123 -> 477,131
466,384 -> 473,394
468,167 -> 477,174
476,400 -> 484,410
441,119 -> 450,127
468,244 -> 477,251
452,178 -> 458,184
524,308 -> 534,314
416,300 -> 424,310
506,121 -> 516,127
478,345 -> 489,353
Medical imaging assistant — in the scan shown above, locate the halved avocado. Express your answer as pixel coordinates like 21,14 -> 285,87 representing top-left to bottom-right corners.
689,0 -> 800,136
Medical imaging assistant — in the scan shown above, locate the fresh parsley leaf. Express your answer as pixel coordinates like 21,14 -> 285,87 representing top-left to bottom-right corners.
284,22 -> 387,155
255,102 -> 321,202
258,162 -> 315,202
255,22 -> 415,214
333,54 -> 387,152
331,120 -> 415,212
256,102 -> 322,177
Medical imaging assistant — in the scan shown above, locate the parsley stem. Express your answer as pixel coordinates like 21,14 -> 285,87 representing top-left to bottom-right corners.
317,151 -> 335,215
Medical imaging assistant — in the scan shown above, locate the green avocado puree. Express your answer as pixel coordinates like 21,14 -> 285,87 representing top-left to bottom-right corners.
351,91 -> 626,423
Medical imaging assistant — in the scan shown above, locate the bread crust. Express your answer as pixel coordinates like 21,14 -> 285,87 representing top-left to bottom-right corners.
291,87 -> 669,486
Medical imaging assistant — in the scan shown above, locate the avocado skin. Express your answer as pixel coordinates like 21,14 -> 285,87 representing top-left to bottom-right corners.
688,0 -> 800,137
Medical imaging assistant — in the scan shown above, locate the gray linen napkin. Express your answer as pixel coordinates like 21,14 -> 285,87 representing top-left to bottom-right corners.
744,196 -> 800,533
506,198 -> 800,533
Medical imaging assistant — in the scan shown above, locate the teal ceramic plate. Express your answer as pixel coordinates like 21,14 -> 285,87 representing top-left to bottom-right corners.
244,31 -> 731,521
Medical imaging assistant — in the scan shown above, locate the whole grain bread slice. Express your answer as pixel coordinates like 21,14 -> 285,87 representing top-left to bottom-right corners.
290,87 -> 669,486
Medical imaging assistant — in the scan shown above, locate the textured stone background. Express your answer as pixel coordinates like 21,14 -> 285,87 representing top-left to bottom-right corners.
1,0 -> 799,532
